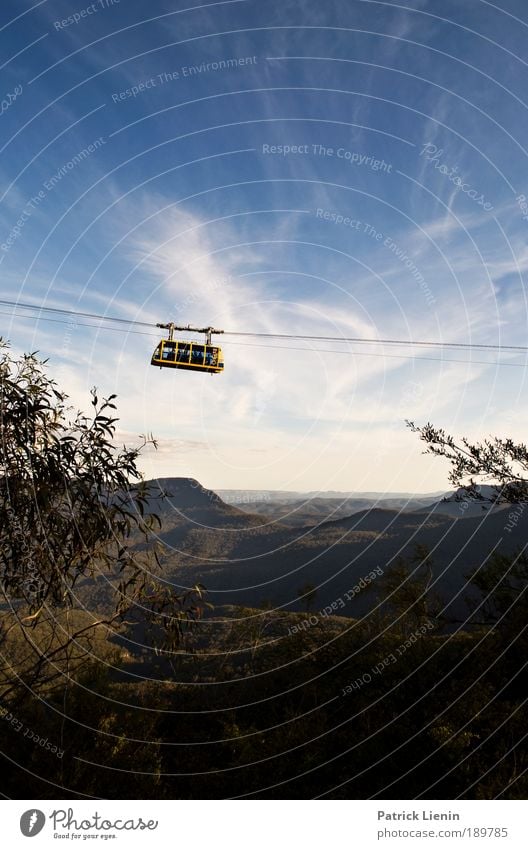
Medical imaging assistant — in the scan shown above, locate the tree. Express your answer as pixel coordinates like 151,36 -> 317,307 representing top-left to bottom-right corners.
406,420 -> 528,504
0,341 -> 205,699
407,420 -> 528,681
297,582 -> 318,612
374,545 -> 443,636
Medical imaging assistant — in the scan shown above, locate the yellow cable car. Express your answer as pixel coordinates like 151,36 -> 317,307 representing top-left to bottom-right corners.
151,323 -> 224,374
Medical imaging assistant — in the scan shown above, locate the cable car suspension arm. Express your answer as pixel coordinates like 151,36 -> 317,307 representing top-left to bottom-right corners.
156,323 -> 224,344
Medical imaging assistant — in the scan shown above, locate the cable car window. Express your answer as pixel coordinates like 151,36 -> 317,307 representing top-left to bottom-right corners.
191,345 -> 205,365
177,344 -> 190,363
162,342 -> 176,360
205,346 -> 218,366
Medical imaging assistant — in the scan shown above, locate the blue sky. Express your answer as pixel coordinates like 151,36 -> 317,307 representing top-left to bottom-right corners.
2,0 -> 528,492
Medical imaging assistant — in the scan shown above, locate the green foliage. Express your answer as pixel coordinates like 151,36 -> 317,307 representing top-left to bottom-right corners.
374,545 -> 444,635
468,550 -> 528,624
0,341 -> 205,699
2,584 -> 527,799
0,340 -> 158,613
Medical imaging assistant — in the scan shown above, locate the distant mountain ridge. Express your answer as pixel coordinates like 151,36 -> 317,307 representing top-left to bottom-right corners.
216,488 -> 442,528
216,484 -> 509,526
217,488 -> 445,501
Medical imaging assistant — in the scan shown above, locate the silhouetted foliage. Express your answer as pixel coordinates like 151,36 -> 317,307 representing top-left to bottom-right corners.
407,420 -> 528,504
0,341 -> 205,699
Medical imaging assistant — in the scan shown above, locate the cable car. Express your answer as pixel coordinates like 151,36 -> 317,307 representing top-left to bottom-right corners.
151,323 -> 224,374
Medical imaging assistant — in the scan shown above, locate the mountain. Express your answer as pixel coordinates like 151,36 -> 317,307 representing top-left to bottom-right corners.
215,485 -> 507,526
78,478 -> 271,613
132,478 -> 527,623
419,485 -> 510,518
134,476 -> 269,531
80,478 -> 523,627
229,495 -> 441,527
217,489 -> 443,527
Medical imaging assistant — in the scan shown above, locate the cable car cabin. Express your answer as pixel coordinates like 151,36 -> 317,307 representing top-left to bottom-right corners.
151,339 -> 224,373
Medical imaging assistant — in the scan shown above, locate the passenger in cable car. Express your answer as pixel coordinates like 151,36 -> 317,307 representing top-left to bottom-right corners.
177,345 -> 190,363
192,345 -> 205,365
162,342 -> 176,361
